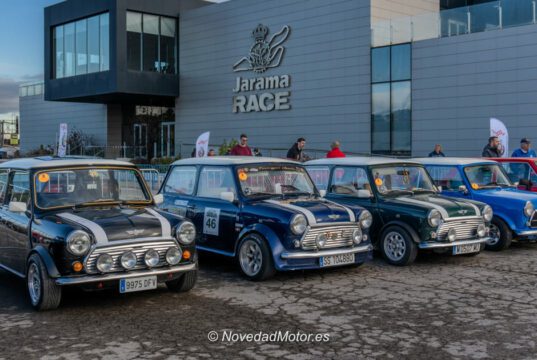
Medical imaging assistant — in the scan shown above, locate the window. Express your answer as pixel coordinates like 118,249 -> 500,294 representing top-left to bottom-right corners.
0,170 -> 8,204
143,14 -> 159,72
100,13 -> 109,71
198,167 -> 236,199
500,162 -> 537,184
9,172 -> 30,205
160,17 -> 176,74
331,167 -> 371,195
53,26 -> 64,78
75,19 -> 87,75
127,11 -> 142,71
306,166 -> 330,191
425,166 -> 464,191
163,166 -> 197,195
88,16 -> 100,73
64,23 -> 75,77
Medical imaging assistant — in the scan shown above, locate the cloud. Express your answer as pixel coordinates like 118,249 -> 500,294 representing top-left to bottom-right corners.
0,74 -> 43,115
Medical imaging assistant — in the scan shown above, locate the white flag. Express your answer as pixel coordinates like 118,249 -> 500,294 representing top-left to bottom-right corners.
58,123 -> 68,157
490,118 -> 508,158
195,131 -> 210,157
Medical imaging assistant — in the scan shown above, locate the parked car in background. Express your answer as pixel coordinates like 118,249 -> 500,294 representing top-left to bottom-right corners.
416,158 -> 537,251
158,157 -> 373,280
0,157 -> 197,310
491,158 -> 537,192
306,158 -> 492,266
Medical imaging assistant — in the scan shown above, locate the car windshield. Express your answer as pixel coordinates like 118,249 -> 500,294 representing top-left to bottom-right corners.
463,164 -> 512,189
35,168 -> 151,209
371,165 -> 436,196
237,165 -> 316,197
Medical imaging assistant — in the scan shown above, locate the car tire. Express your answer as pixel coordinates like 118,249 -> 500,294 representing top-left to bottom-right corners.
237,233 -> 276,281
486,217 -> 512,251
166,270 -> 198,293
27,254 -> 62,311
379,226 -> 418,266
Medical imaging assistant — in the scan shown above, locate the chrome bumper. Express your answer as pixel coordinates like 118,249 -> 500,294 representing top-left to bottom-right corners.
419,238 -> 488,250
55,263 -> 197,286
517,230 -> 537,236
281,244 -> 373,259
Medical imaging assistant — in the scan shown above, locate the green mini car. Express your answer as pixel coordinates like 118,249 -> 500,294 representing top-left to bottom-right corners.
306,157 -> 493,266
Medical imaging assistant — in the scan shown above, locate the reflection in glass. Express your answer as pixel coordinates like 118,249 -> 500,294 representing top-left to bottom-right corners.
372,47 -> 390,83
54,26 -> 64,79
127,12 -> 142,71
160,17 -> 176,74
100,13 -> 109,71
391,44 -> 411,81
64,23 -> 75,77
470,1 -> 500,33
88,16 -> 100,73
372,83 -> 391,153
143,14 -> 159,72
440,6 -> 469,37
75,19 -> 87,75
391,81 -> 411,152
502,0 -> 533,28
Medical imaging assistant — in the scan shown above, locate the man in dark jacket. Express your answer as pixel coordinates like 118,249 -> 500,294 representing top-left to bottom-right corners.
482,136 -> 501,157
287,138 -> 306,161
428,144 -> 445,157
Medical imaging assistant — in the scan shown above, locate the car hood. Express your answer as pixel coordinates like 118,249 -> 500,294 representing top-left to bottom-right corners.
52,207 -> 171,244
261,197 -> 356,224
386,194 -> 482,219
475,188 -> 537,205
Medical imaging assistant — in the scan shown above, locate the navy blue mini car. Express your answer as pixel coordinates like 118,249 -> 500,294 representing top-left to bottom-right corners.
158,157 -> 373,280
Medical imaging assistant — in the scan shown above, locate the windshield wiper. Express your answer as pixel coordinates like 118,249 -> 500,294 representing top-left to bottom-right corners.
383,189 -> 415,196
72,199 -> 120,210
412,188 -> 436,194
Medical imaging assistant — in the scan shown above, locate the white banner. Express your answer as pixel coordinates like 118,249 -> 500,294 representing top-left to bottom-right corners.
58,123 -> 68,157
195,131 -> 210,157
490,118 -> 508,158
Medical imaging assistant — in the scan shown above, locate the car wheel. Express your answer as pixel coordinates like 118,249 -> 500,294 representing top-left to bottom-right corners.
237,233 -> 276,281
486,218 -> 512,251
166,270 -> 197,292
27,254 -> 62,311
380,226 -> 418,266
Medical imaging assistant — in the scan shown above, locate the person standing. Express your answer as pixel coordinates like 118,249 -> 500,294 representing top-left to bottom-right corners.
511,138 -> 537,158
482,136 -> 501,157
428,144 -> 445,157
326,140 -> 346,158
229,134 -> 253,156
287,137 -> 306,161
208,149 -> 216,156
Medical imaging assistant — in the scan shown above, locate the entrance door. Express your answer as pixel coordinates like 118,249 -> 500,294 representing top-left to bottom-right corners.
133,124 -> 147,158
161,122 -> 175,158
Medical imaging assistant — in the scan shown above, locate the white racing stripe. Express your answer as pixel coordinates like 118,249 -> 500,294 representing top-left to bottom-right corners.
264,200 -> 317,225
146,208 -> 172,237
321,198 -> 356,222
397,198 -> 450,219
465,201 -> 481,216
58,213 -> 108,245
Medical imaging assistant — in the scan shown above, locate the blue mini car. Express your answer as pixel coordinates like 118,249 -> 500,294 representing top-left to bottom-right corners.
416,158 -> 537,251
157,157 -> 373,280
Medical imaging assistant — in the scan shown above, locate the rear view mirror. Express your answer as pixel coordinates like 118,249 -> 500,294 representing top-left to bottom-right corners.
153,194 -> 164,205
357,189 -> 373,198
9,201 -> 27,213
220,191 -> 235,203
319,190 -> 327,198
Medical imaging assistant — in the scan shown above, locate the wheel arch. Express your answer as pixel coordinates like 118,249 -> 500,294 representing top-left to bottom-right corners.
235,223 -> 286,270
380,220 -> 421,244
28,246 -> 61,278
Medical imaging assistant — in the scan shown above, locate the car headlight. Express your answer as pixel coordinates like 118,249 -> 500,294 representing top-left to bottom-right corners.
144,249 -> 160,268
66,230 -> 92,256
427,209 -> 443,227
120,251 -> 137,270
477,224 -> 487,238
352,228 -> 363,244
96,254 -> 113,273
358,210 -> 373,229
176,221 -> 196,245
166,247 -> 182,265
290,214 -> 307,235
316,233 -> 327,249
524,201 -> 534,217
447,228 -> 457,242
482,205 -> 493,222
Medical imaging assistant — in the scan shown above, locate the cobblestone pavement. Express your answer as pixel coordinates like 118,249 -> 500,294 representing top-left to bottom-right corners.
1,243 -> 537,360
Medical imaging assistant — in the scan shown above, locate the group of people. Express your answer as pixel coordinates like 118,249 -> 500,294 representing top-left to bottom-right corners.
428,137 -> 536,158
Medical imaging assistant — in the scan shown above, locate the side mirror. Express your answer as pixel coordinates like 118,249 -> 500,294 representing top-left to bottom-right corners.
220,191 -> 235,203
357,189 -> 373,198
319,189 -> 327,198
458,185 -> 468,194
9,201 -> 27,213
153,194 -> 164,205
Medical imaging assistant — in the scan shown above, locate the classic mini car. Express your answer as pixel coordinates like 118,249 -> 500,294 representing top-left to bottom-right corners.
0,157 -> 197,310
305,158 -> 492,266
490,158 -> 537,192
158,157 -> 373,280
416,157 -> 537,251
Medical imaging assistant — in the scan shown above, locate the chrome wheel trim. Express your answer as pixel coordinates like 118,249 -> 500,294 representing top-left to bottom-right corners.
239,239 -> 262,277
27,263 -> 41,306
383,231 -> 407,262
487,224 -> 501,246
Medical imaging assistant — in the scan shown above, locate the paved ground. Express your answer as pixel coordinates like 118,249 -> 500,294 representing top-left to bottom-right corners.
2,243 -> 537,360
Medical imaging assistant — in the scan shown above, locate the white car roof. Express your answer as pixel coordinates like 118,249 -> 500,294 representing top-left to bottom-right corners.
306,156 -> 420,167
412,157 -> 498,166
171,156 -> 300,166
0,157 -> 135,170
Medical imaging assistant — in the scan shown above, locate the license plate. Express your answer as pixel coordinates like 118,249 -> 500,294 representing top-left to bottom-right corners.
320,253 -> 355,267
453,243 -> 481,255
119,276 -> 157,293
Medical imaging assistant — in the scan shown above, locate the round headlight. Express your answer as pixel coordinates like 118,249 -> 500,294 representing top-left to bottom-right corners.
427,209 -> 443,227
166,247 -> 182,265
482,205 -> 493,222
477,224 -> 487,238
290,214 -> 307,235
144,249 -> 160,268
96,254 -> 113,273
176,221 -> 196,245
524,201 -> 534,217
447,228 -> 457,242
66,230 -> 92,256
316,233 -> 328,249
352,228 -> 363,244
120,251 -> 137,270
359,210 -> 373,229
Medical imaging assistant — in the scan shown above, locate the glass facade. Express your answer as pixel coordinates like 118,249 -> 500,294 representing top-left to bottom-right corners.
371,44 -> 411,155
52,13 -> 109,79
126,11 -> 177,74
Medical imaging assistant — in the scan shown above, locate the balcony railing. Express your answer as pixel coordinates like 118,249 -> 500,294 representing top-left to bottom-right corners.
372,0 -> 537,47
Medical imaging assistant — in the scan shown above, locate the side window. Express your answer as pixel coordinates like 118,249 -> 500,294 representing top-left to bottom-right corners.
425,166 -> 463,191
501,162 -> 530,183
331,167 -> 371,195
307,166 -> 330,191
0,170 -> 8,204
163,166 -> 197,195
198,167 -> 236,199
9,171 -> 30,205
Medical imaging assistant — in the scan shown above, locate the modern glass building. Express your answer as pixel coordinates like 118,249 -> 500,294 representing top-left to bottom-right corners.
19,0 -> 537,158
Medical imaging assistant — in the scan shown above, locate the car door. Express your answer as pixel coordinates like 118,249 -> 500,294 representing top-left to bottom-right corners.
160,165 -> 198,219
425,165 -> 469,199
0,169 -> 11,270
193,166 -> 240,256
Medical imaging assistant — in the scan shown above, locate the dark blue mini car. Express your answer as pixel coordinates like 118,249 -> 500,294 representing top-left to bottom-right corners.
158,157 -> 373,280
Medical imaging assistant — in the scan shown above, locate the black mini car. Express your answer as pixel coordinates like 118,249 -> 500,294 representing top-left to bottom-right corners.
0,157 -> 197,310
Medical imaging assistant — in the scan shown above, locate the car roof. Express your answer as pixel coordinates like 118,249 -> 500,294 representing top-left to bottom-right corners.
412,157 -> 498,166
490,157 -> 535,161
0,156 -> 135,170
306,156 -> 420,167
171,156 -> 300,166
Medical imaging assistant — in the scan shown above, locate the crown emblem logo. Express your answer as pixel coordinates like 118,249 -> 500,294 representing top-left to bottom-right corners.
252,24 -> 269,42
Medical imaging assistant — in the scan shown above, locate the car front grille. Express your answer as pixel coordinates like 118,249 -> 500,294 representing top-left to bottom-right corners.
84,240 -> 179,274
301,224 -> 360,250
437,217 -> 484,241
